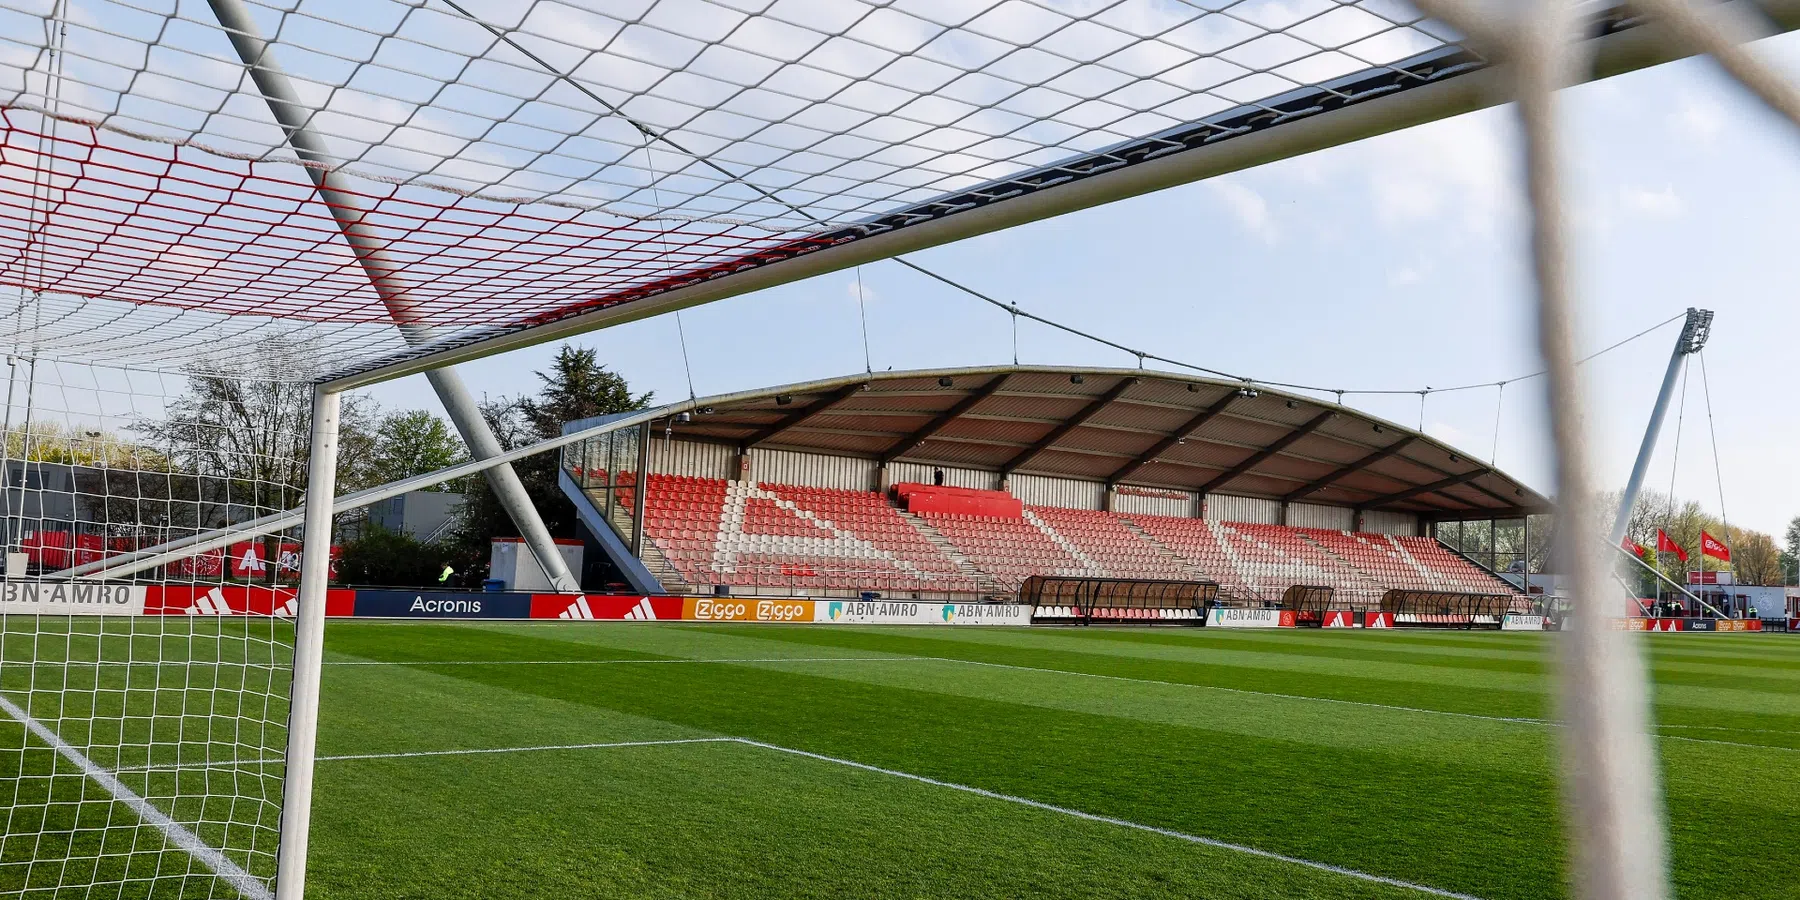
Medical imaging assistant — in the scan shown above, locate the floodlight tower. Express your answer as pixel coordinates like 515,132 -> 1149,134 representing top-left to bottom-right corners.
1607,308 -> 1713,546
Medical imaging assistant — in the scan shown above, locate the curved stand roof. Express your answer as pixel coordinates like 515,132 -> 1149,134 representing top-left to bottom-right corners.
637,365 -> 1548,519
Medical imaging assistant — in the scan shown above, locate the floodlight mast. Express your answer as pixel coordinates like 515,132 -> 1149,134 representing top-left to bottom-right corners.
204,0 -> 578,593
1607,307 -> 1713,546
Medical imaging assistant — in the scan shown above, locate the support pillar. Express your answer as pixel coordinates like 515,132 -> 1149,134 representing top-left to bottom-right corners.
207,0 -> 578,593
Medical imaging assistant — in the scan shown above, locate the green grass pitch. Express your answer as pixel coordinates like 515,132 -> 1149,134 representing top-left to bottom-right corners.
6,621 -> 1800,899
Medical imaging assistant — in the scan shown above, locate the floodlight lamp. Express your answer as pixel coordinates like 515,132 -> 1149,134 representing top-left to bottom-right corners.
938,377 -> 954,387
776,395 -> 792,406
1070,374 -> 1084,384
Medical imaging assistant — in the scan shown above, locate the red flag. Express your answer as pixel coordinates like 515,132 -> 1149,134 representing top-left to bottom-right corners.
1700,530 -> 1731,562
1621,536 -> 1647,556
1656,529 -> 1688,563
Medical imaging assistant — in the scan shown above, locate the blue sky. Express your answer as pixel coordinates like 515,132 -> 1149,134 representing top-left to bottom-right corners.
363,34 -> 1800,539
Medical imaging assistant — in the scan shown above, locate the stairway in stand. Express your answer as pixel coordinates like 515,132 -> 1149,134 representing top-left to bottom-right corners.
1118,518 -> 1212,582
597,492 -> 691,594
900,510 -> 1005,597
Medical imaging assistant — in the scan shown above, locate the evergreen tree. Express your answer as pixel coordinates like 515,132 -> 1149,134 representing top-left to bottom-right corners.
450,346 -> 651,579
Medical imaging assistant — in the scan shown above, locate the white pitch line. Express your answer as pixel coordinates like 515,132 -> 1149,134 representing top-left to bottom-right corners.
316,737 -> 735,762
112,756 -> 287,774
313,733 -> 1483,899
734,738 -> 1487,900
0,694 -> 273,900
322,656 -> 930,666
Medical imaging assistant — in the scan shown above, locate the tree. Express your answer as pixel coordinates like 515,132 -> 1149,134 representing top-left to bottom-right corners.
1784,516 -> 1800,585
451,346 -> 652,575
342,410 -> 467,493
1729,528 -> 1784,586
518,346 -> 653,437
129,339 -> 379,575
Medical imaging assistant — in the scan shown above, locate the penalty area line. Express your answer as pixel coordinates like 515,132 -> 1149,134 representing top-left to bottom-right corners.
320,733 -> 1483,899
733,738 -> 1487,900
0,694 -> 273,900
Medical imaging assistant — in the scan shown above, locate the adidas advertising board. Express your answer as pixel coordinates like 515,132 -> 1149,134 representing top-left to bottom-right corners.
0,580 -> 146,616
527,595 -> 682,621
1321,610 -> 1358,628
814,601 -> 1031,625
1206,608 -> 1295,628
1500,614 -> 1548,631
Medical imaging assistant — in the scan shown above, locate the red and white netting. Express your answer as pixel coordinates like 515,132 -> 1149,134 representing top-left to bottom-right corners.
0,0 -> 1461,373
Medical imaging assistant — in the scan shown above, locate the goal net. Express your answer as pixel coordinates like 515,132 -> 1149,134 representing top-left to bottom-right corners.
0,0 -> 1786,897
0,343 -> 324,900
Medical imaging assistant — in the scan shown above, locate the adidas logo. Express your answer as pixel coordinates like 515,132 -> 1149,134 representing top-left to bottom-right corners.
623,597 -> 656,621
557,596 -> 596,620
274,596 -> 297,619
187,588 -> 230,616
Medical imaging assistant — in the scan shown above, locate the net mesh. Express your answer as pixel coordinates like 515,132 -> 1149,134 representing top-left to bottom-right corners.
1,346 -> 313,899
0,0 -> 1473,374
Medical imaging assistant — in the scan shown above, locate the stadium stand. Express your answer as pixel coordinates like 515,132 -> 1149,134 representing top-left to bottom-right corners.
627,475 -> 1516,605
634,475 -> 980,594
563,368 -> 1545,605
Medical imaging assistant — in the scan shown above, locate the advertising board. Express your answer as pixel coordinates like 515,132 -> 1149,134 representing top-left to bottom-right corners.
1207,608 -> 1294,628
0,580 -> 146,616
529,594 -> 683,621
681,597 -> 815,623
814,600 -> 1031,625
353,590 -> 531,619
1500,614 -> 1547,631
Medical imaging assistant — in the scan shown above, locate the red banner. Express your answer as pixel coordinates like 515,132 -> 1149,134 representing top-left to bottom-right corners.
1322,610 -> 1358,628
143,585 -> 354,617
1363,611 -> 1395,629
1700,531 -> 1731,562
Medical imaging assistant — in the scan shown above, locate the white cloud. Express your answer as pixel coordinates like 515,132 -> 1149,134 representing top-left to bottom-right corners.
1388,264 -> 1425,287
846,275 -> 879,306
1667,96 -> 1725,147
1363,114 -> 1516,235
1619,184 -> 1683,219
1207,178 -> 1277,243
